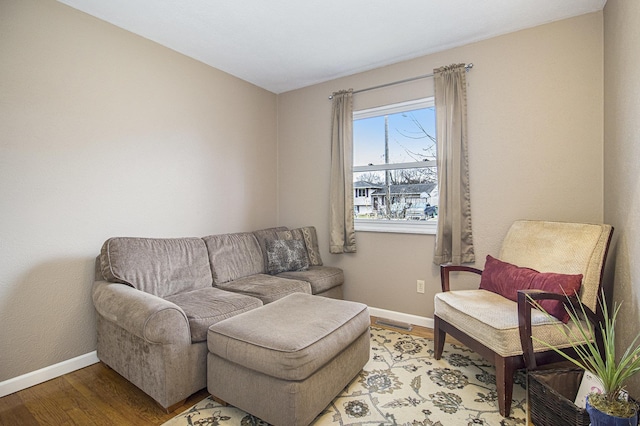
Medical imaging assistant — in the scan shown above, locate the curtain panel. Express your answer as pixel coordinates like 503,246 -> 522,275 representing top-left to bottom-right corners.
433,64 -> 475,265
329,90 -> 357,254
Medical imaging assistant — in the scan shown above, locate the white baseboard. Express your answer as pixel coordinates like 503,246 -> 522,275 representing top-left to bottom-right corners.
368,306 -> 434,329
0,351 -> 99,398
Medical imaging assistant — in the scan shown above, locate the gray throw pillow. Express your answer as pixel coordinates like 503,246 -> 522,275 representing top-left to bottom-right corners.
265,239 -> 310,274
276,226 -> 323,266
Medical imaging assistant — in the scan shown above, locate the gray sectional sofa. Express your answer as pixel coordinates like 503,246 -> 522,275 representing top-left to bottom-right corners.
92,226 -> 343,411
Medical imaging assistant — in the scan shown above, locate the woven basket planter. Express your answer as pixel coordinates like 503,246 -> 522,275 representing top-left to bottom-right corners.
528,368 -> 590,426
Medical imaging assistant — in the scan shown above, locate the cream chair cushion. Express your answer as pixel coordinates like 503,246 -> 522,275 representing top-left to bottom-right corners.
435,289 -> 589,357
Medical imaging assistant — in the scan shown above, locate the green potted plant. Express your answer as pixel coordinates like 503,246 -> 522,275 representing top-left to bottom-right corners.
530,291 -> 640,425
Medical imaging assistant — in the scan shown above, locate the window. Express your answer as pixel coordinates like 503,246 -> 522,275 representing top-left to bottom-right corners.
353,98 -> 437,234
356,188 -> 368,197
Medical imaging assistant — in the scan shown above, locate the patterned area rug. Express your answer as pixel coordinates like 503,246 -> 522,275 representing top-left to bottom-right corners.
163,326 -> 527,426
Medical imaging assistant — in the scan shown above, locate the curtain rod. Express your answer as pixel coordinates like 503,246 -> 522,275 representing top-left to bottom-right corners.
328,63 -> 473,100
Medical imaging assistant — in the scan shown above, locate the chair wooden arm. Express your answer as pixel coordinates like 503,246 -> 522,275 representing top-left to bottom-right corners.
516,289 -> 602,369
439,264 -> 483,292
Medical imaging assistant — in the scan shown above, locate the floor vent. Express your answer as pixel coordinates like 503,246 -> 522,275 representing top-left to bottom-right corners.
374,317 -> 413,331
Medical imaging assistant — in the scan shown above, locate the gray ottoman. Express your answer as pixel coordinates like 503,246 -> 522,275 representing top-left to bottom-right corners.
207,293 -> 370,426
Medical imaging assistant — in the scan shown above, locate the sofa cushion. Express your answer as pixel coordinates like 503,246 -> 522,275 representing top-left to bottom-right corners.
479,255 -> 582,323
277,266 -> 344,294
100,237 -> 212,298
216,274 -> 311,304
265,238 -> 309,274
276,226 -> 323,266
165,287 -> 262,343
203,232 -> 265,284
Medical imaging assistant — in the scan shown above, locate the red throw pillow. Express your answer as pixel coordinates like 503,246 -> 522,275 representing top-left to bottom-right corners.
531,273 -> 583,323
479,255 -> 538,301
479,255 -> 583,323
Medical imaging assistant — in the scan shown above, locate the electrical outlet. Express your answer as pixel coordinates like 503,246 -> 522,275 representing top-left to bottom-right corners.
416,279 -> 425,294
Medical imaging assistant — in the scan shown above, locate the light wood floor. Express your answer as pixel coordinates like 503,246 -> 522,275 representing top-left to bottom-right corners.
0,318 -> 445,426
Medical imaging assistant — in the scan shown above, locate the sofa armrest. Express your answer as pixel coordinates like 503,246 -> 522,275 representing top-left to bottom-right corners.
92,280 -> 191,345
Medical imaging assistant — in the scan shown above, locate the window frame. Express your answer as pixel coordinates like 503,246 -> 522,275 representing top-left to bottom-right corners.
353,97 -> 437,235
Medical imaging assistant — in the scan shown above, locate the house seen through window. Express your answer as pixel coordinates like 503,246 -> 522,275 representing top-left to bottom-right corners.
353,98 -> 437,234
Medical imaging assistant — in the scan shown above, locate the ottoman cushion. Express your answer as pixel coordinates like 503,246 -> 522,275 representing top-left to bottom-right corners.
207,293 -> 369,381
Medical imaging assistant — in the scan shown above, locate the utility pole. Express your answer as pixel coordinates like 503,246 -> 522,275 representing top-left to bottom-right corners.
385,116 -> 391,218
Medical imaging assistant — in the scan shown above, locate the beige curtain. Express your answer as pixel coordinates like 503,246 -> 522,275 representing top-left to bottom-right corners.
433,64 -> 475,265
329,89 -> 357,253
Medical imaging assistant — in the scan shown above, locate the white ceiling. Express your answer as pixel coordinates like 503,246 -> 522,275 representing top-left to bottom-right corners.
57,0 -> 606,94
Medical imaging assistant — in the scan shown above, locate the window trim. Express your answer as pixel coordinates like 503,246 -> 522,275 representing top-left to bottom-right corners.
354,98 -> 434,120
353,97 -> 437,235
354,160 -> 437,173
355,219 -> 437,235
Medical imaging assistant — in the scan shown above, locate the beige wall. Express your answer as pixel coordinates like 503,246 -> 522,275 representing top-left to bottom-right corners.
278,12 -> 604,318
1,0 -> 615,392
603,0 -> 640,396
0,0 -> 277,382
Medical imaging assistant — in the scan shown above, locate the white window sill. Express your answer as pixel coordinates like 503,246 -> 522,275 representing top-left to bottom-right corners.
355,219 -> 437,235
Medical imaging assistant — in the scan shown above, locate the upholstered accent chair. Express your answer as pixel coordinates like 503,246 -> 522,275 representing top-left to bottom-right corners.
433,220 -> 613,417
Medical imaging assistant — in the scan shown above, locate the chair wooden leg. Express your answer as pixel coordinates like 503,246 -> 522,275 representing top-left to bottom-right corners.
433,316 -> 446,360
494,355 -> 517,417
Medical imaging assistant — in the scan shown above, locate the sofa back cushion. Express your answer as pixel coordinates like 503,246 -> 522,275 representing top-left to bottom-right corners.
203,232 -> 265,284
100,237 -> 212,298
